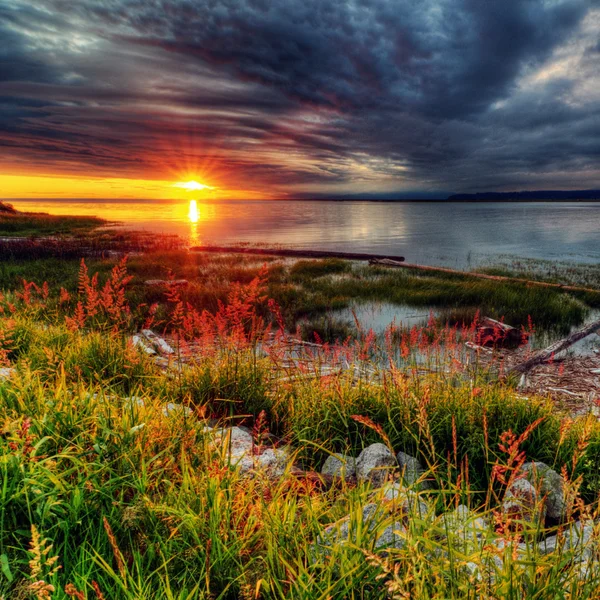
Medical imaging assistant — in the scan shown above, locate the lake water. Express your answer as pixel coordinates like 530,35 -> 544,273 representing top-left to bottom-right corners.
10,199 -> 600,268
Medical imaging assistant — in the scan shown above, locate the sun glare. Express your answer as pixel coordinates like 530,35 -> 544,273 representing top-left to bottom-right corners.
174,180 -> 214,192
188,199 -> 199,223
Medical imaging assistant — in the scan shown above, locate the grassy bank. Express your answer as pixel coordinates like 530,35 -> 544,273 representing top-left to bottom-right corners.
0,202 -> 105,237
2,250 -> 599,346
1,259 -> 600,598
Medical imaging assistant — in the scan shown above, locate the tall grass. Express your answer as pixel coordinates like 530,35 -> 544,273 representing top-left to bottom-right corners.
1,258 -> 600,598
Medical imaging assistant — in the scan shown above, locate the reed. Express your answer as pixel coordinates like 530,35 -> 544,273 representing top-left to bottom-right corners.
1,258 -> 600,598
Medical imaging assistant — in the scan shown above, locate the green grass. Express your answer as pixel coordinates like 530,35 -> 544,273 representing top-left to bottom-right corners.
2,261 -> 600,597
2,251 -> 597,346
0,210 -> 105,237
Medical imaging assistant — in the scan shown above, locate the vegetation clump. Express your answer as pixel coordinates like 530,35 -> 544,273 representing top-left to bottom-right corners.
1,257 -> 600,598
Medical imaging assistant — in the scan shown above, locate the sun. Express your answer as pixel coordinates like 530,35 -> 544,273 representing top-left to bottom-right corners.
173,180 -> 214,192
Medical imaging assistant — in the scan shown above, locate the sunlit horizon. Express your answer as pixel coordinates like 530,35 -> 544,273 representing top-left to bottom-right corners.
0,174 -> 274,201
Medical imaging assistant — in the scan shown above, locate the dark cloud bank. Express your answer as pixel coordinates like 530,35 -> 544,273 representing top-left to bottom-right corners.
1,0 -> 599,196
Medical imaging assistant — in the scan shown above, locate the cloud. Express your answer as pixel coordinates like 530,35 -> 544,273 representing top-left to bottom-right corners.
0,0 -> 598,195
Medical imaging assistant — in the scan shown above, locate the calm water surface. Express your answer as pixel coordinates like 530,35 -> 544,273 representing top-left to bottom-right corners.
11,199 -> 600,268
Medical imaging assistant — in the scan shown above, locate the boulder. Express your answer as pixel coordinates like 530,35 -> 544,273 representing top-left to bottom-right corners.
254,447 -> 290,478
319,503 -> 382,547
321,453 -> 357,479
212,426 -> 254,456
502,478 -> 545,524
374,522 -> 406,550
379,483 -> 428,518
0,367 -> 16,381
441,504 -> 489,542
538,520 -> 596,558
161,402 -> 193,417
396,451 -> 431,489
356,443 -> 397,487
521,462 -> 566,521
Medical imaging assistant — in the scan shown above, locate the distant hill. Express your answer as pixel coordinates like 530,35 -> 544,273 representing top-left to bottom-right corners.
447,189 -> 600,201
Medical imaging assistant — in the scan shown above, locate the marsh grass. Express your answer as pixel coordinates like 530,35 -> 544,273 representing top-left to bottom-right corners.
0,211 -> 105,237
2,257 -> 600,597
1,251 -> 598,340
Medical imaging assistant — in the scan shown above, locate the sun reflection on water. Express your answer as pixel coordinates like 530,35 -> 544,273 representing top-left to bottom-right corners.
188,199 -> 199,223
188,200 -> 201,246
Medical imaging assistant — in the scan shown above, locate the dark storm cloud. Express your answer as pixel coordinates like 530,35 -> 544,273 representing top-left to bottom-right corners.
1,0 -> 599,194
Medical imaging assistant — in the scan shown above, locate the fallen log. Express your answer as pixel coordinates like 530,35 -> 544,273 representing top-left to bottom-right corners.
189,245 -> 405,262
370,259 -> 600,296
477,317 -> 527,348
145,279 -> 188,287
506,318 -> 600,376
141,329 -> 175,355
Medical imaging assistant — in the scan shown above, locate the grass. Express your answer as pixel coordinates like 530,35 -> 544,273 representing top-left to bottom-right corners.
0,206 -> 105,237
1,258 -> 600,597
478,256 -> 600,291
2,250 -> 597,347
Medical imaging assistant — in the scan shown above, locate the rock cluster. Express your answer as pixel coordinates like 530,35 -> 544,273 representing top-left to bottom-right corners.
501,461 -> 566,526
204,425 -> 291,478
316,451 -> 597,584
321,443 -> 431,489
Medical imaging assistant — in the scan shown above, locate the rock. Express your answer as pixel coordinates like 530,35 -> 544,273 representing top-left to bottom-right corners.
396,451 -> 431,489
441,504 -> 489,542
125,396 -> 146,410
161,402 -> 193,417
254,447 -> 290,478
502,478 -> 545,524
319,503 -> 382,547
537,521 -> 597,558
321,453 -> 356,479
131,334 -> 157,355
217,426 -> 255,455
0,367 -> 16,381
379,484 -> 428,518
374,522 -> 406,550
521,462 -> 566,521
141,329 -> 175,355
355,443 -> 397,487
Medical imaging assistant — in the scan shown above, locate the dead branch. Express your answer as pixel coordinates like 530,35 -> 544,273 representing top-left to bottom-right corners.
506,318 -> 600,376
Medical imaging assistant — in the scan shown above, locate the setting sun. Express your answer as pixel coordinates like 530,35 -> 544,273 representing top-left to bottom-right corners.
173,180 -> 214,192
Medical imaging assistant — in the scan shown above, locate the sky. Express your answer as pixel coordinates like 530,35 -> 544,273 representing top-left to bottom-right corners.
1,0 -> 599,199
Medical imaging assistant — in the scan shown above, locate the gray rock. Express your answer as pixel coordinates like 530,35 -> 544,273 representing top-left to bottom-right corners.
521,462 -> 566,521
356,443 -> 397,487
502,478 -> 545,524
0,367 -> 16,381
379,484 -> 428,517
396,451 -> 432,489
321,453 -> 356,479
255,447 -> 290,478
374,522 -> 406,550
212,426 -> 254,455
161,402 -> 193,417
320,503 -> 382,546
537,520 -> 597,559
125,396 -> 146,409
441,504 -> 489,541
229,446 -> 291,478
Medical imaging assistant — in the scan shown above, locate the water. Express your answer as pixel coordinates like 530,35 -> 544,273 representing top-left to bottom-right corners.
10,199 -> 600,268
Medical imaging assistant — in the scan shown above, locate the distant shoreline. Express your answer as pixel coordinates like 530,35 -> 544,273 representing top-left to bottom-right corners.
4,197 -> 600,204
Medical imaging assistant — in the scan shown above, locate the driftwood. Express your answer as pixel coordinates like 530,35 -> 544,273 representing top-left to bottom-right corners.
141,329 -> 175,355
477,317 -> 527,348
506,318 -> 600,376
190,245 -> 405,262
145,279 -> 188,287
370,258 -> 600,296
132,334 -> 157,355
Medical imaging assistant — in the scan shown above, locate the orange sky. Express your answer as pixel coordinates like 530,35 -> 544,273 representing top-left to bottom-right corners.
0,174 -> 274,200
